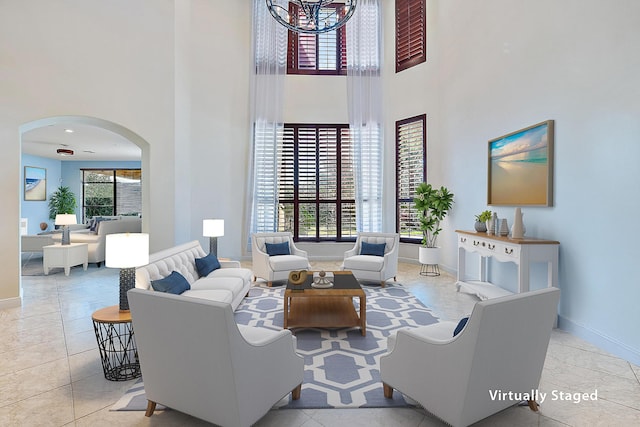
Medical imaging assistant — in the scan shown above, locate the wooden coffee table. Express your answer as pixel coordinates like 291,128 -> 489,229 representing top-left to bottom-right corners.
283,271 -> 366,336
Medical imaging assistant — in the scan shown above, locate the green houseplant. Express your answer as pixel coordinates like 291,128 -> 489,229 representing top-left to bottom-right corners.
48,186 -> 77,221
474,210 -> 492,232
414,183 -> 455,248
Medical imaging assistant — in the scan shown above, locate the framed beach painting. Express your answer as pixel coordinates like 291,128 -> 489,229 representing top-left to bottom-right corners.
24,166 -> 47,201
487,120 -> 554,206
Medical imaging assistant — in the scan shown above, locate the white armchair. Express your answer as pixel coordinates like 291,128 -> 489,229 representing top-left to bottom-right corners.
251,232 -> 311,286
380,287 -> 560,427
341,232 -> 399,287
128,288 -> 304,427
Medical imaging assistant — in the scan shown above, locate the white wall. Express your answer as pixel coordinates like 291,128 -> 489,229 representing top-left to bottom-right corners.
3,0 -> 251,305
427,0 -> 640,363
2,0 -> 638,364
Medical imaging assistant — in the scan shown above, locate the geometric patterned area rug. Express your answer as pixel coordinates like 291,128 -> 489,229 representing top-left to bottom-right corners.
112,283 -> 438,411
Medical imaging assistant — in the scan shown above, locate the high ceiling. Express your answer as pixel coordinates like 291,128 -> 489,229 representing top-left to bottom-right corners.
22,123 -> 141,162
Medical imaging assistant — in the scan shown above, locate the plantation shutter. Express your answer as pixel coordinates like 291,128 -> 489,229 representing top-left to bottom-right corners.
287,4 -> 348,75
396,0 -> 426,72
396,115 -> 426,241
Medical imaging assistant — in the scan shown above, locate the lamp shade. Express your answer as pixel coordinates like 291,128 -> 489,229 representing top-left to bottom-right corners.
203,219 -> 224,237
54,214 -> 77,226
106,233 -> 149,268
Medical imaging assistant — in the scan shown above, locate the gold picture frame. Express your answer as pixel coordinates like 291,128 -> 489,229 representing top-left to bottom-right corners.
487,120 -> 554,206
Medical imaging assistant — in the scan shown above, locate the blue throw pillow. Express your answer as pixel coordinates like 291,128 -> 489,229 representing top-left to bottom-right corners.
151,271 -> 191,294
360,241 -> 386,257
265,241 -> 290,256
195,253 -> 221,277
453,316 -> 469,337
89,217 -> 100,232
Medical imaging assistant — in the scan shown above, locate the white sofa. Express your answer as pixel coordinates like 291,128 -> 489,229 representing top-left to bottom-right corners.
21,235 -> 54,252
128,288 -> 303,426
51,217 -> 142,266
135,240 -> 252,311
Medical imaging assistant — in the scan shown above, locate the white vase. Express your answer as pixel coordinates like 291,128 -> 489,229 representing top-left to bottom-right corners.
511,207 -> 525,239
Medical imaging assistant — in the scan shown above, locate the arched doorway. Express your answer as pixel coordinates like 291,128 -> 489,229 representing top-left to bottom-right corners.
19,115 -> 150,271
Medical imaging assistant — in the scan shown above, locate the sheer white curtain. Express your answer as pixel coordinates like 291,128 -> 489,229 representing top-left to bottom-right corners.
347,0 -> 383,232
245,0 -> 287,245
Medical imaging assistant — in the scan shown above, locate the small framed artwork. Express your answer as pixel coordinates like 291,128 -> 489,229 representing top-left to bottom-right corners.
24,166 -> 47,201
487,120 -> 554,206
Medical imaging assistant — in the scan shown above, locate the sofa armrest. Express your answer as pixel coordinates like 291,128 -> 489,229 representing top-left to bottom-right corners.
220,260 -> 241,269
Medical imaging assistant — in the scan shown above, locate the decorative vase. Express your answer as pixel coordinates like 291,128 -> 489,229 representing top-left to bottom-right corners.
490,212 -> 499,235
499,218 -> 509,236
474,221 -> 487,232
511,207 -> 525,239
418,246 -> 440,265
39,222 -> 48,231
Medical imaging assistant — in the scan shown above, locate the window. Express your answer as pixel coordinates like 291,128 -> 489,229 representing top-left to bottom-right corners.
287,4 -> 348,75
277,124 -> 356,240
82,169 -> 141,222
396,0 -> 426,72
396,114 -> 426,242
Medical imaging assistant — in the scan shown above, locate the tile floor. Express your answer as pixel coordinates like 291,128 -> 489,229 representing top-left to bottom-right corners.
2,259 -> 639,426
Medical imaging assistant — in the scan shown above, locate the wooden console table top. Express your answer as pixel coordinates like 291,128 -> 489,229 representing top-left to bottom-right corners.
455,230 -> 559,245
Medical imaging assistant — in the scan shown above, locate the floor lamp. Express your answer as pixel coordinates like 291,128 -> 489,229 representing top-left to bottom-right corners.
203,219 -> 224,257
55,214 -> 77,245
106,233 -> 149,312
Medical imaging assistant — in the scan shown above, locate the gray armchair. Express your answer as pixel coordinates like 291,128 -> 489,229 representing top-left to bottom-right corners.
128,289 -> 304,427
380,288 -> 560,427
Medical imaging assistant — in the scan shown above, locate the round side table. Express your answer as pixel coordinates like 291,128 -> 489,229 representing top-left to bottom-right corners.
92,305 -> 141,381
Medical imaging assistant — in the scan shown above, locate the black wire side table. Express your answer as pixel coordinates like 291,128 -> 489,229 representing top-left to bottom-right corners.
92,305 -> 141,381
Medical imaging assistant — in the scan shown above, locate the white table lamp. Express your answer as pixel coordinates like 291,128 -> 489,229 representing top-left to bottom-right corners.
203,219 -> 224,257
106,233 -> 149,312
55,213 -> 77,245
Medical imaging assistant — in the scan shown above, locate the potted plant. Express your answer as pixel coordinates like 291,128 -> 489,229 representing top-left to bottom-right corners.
48,186 -> 77,223
414,183 -> 454,266
474,210 -> 492,232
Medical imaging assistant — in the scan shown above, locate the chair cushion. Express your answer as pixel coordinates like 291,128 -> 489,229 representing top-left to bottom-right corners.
195,253 -> 221,277
265,241 -> 290,256
269,255 -> 308,272
151,271 -> 191,294
192,276 -> 244,294
207,267 -> 253,283
361,241 -> 386,257
453,316 -> 469,336
343,255 -> 384,272
181,289 -> 233,304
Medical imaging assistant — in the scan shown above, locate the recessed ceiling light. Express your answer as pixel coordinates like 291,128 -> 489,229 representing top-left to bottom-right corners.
64,129 -> 74,133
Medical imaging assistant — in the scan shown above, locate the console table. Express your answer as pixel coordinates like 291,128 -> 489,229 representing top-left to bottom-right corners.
455,230 -> 559,300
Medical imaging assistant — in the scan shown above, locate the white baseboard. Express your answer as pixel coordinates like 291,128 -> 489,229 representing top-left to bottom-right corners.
558,315 -> 640,366
0,297 -> 21,310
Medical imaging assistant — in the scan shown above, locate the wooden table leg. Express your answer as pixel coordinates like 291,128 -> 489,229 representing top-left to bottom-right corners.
360,294 -> 366,336
283,293 -> 289,329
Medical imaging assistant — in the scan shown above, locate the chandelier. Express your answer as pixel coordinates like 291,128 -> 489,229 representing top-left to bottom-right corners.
266,0 -> 357,34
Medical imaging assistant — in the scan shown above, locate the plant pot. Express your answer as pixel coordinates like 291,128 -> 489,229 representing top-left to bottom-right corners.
474,221 -> 487,232
419,246 -> 440,265
419,246 -> 441,276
